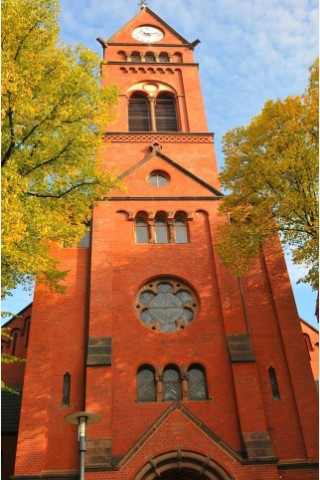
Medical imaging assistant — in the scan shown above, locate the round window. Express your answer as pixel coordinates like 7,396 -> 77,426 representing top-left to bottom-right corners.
148,171 -> 169,187
136,278 -> 198,333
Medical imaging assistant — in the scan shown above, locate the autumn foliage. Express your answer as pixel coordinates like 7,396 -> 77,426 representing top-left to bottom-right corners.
2,0 -> 122,297
216,59 -> 319,289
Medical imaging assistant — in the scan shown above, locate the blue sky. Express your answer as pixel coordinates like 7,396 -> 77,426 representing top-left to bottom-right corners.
2,0 -> 318,327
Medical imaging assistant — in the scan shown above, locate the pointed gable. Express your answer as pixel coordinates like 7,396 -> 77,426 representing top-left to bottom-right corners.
106,7 -> 191,46
117,147 -> 223,198
118,402 -> 241,476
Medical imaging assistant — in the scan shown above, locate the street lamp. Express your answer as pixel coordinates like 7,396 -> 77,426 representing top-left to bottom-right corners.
64,411 -> 101,480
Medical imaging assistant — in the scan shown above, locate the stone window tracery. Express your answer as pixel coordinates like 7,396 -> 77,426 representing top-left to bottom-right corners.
135,278 -> 197,333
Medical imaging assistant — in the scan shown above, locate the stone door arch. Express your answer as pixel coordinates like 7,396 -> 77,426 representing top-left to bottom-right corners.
134,450 -> 233,480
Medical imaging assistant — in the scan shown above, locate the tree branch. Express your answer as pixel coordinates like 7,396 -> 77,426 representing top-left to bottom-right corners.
14,21 -> 40,61
1,95 -> 16,168
22,139 -> 74,176
25,180 -> 97,198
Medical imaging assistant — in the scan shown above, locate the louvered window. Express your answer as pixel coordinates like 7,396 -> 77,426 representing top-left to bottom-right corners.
137,366 -> 156,401
145,52 -> 155,63
159,52 -> 169,63
188,366 -> 208,400
128,93 -> 150,131
131,51 -> 140,62
155,94 -> 178,131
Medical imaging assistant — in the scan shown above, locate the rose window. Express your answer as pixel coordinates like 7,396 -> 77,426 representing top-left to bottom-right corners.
136,278 -> 198,333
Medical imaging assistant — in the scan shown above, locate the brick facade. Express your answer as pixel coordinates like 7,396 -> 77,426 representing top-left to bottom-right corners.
3,6 -> 318,480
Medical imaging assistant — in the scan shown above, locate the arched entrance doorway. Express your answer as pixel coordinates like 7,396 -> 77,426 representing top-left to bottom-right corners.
134,450 -> 233,480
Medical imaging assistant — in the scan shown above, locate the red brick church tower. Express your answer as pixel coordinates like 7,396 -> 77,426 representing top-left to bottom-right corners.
10,5 -> 318,480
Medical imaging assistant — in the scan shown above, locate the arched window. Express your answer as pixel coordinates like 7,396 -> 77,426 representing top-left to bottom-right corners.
128,92 -> 150,131
174,52 -> 183,62
135,217 -> 149,243
159,52 -> 169,63
163,365 -> 182,400
174,216 -> 188,243
155,93 -> 178,131
131,51 -> 140,62
117,50 -> 126,61
268,367 -> 281,400
188,365 -> 208,400
145,52 -> 155,63
137,365 -> 156,401
155,217 -> 169,243
148,171 -> 169,187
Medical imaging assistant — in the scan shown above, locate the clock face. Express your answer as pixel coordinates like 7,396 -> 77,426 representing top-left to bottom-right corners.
132,26 -> 164,43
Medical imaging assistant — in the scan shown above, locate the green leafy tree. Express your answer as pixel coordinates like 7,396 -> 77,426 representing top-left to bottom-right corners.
2,0 -> 123,298
216,58 -> 318,289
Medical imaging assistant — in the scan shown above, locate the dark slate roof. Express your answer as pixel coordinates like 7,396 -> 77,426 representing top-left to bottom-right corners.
1,388 -> 22,433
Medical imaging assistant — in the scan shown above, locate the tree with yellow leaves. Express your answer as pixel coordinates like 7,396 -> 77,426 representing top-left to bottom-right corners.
216,58 -> 318,290
2,0 -> 122,298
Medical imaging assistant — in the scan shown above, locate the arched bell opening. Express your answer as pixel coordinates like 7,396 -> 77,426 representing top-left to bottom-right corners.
134,450 -> 232,480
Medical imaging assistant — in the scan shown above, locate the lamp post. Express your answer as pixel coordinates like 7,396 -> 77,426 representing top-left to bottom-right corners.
64,411 -> 101,480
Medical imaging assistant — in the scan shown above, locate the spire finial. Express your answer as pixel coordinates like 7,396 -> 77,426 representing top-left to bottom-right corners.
138,0 -> 147,9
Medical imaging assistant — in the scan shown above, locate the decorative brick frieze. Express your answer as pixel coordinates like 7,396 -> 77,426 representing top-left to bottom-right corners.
102,132 -> 213,143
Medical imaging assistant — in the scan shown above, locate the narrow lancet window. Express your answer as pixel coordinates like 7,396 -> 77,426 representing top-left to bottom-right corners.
62,372 -> 71,406
268,367 -> 281,400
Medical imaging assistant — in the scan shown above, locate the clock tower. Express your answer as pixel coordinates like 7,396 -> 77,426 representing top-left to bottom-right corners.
12,5 -> 318,480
